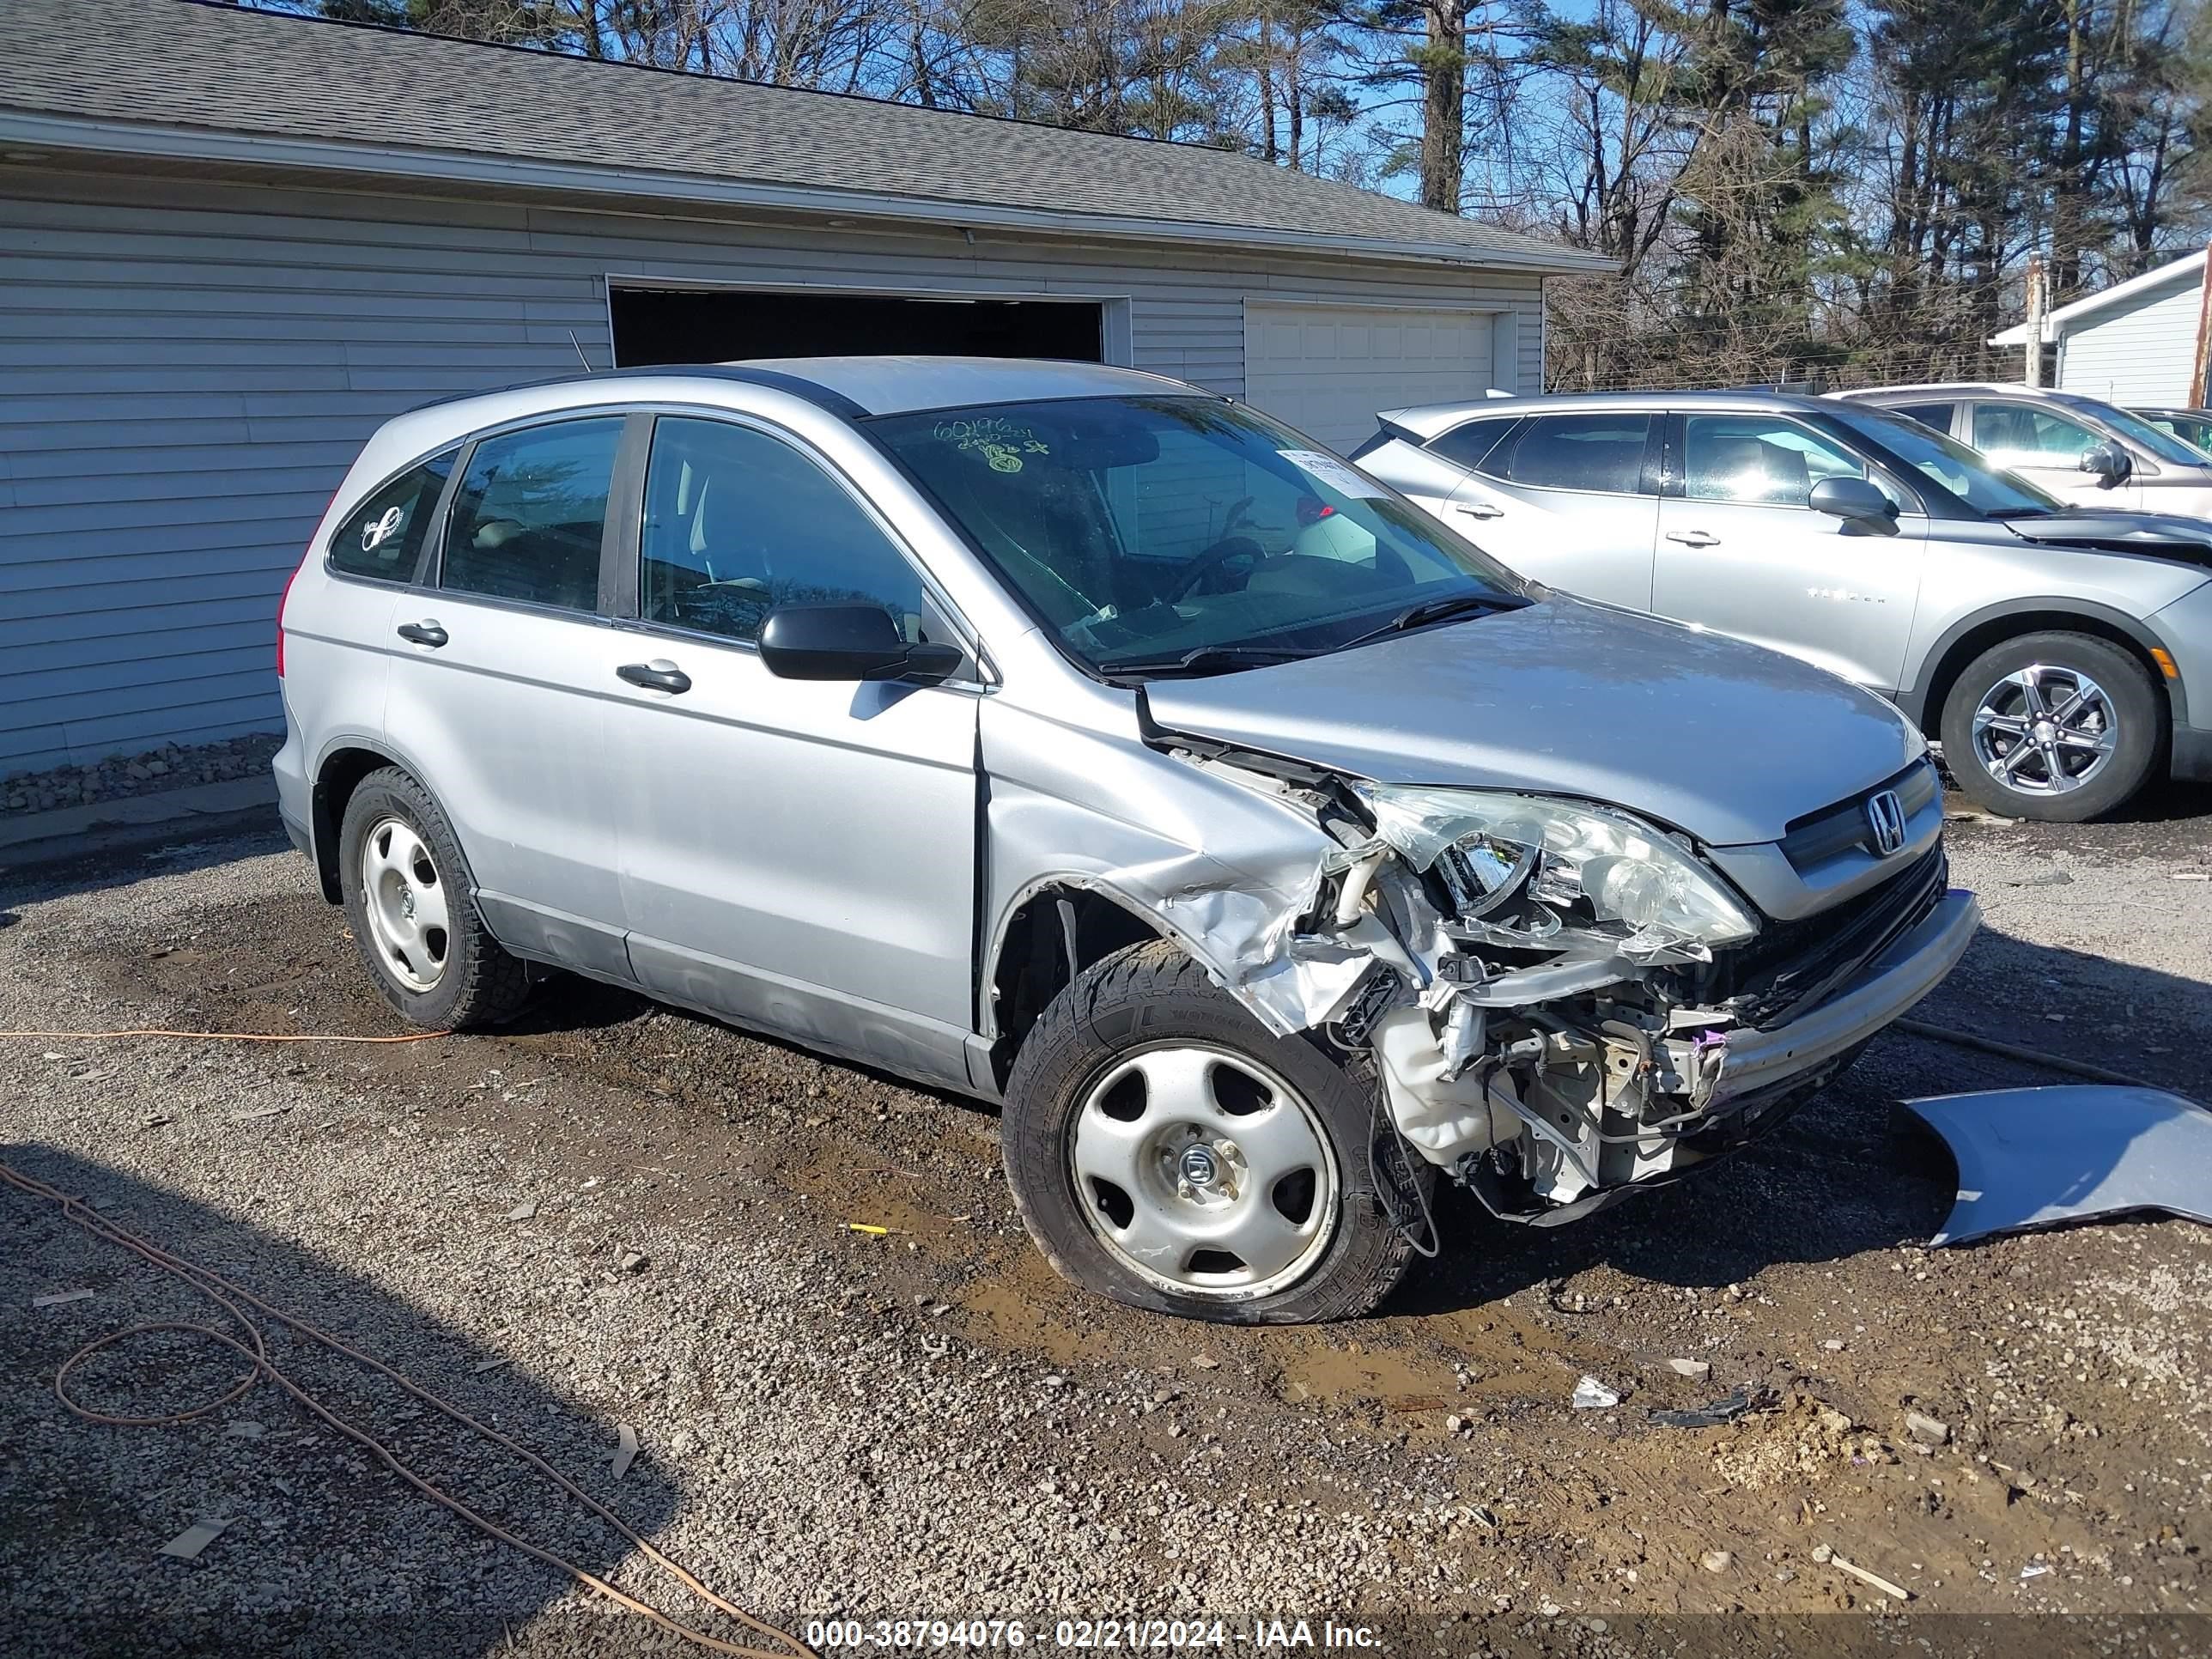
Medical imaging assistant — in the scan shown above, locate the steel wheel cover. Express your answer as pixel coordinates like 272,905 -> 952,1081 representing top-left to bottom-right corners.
1969,663 -> 2118,797
1068,1042 -> 1339,1300
360,816 -> 451,993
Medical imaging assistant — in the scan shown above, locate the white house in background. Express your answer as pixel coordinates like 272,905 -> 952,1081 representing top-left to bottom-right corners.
1990,246 -> 2211,406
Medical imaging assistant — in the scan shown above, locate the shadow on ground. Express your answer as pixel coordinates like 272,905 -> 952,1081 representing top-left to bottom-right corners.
0,1146 -> 714,1657
1,824 -> 290,908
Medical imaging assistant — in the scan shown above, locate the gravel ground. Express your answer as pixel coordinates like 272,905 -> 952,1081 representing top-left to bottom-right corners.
3,790 -> 2209,1657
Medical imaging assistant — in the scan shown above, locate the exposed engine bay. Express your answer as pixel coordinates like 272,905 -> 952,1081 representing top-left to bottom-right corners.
1139,742 -> 1960,1224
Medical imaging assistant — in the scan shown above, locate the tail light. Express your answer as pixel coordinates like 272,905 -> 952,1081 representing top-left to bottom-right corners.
276,562 -> 302,678
280,488 -> 340,679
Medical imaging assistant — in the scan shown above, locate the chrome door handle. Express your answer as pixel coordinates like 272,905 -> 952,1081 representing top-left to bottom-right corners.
1453,501 -> 1504,520
1665,530 -> 1720,547
396,620 -> 447,647
617,659 -> 691,695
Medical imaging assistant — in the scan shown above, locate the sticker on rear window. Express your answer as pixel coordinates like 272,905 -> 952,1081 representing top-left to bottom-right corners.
1280,450 -> 1389,500
361,505 -> 406,551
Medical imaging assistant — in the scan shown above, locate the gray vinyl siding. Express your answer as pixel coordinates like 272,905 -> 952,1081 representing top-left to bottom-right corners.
0,164 -> 1547,774
2055,272 -> 2206,406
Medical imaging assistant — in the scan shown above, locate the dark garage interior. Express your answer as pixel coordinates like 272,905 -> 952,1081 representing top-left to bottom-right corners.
611,286 -> 1105,368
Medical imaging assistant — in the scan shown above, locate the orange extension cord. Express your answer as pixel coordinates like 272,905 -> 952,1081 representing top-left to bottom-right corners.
3,1146 -> 815,1658
1,1028 -> 453,1043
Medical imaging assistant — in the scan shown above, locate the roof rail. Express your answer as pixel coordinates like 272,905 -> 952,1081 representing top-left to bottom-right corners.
404,363 -> 868,420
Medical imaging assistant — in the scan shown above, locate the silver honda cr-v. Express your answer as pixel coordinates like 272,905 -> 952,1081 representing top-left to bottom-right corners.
275,359 -> 1978,1325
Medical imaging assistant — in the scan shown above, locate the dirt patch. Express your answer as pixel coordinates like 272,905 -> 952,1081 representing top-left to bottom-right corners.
4,818 -> 2209,1643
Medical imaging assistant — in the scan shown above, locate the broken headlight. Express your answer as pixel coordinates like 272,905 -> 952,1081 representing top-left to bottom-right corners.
1355,785 -> 1758,958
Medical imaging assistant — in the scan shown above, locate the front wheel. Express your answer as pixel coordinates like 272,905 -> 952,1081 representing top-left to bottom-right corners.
1938,631 -> 2161,822
1000,940 -> 1429,1324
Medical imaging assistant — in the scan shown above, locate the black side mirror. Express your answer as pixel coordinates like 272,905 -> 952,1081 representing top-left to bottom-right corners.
2079,441 -> 2132,487
757,602 -> 965,684
1808,475 -> 1899,526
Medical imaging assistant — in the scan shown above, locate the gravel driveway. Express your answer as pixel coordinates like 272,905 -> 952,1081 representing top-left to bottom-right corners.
3,793 -> 2209,1656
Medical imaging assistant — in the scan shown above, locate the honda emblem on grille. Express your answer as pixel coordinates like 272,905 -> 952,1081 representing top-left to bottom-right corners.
1865,788 -> 1907,856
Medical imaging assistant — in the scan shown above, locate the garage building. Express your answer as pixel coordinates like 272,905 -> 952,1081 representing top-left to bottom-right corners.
0,0 -> 1603,775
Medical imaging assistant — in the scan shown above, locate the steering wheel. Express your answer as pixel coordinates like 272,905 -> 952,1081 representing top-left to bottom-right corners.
1168,533 -> 1269,602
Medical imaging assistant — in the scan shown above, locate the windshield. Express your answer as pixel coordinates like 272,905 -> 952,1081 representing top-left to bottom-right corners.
2082,399 -> 2212,467
1823,405 -> 2063,516
870,395 -> 1528,675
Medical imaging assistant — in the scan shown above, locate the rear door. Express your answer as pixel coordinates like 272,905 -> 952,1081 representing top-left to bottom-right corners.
600,411 -> 982,1091
1652,411 -> 1925,694
287,448 -> 459,773
1396,414 -> 1518,535
1443,411 -> 1661,606
380,413 -> 635,979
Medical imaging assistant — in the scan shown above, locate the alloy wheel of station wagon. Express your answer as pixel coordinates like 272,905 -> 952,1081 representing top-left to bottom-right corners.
1939,632 -> 2160,822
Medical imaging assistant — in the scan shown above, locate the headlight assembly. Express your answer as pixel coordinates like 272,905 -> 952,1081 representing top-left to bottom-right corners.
1355,784 -> 1759,962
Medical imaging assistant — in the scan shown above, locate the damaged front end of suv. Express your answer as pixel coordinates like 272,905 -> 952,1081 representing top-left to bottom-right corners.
1004,733 -> 1977,1236
864,381 -> 1980,1321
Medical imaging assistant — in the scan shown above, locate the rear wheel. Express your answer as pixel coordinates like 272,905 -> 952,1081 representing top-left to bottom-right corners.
337,767 -> 532,1029
1001,940 -> 1428,1324
1938,631 -> 2160,822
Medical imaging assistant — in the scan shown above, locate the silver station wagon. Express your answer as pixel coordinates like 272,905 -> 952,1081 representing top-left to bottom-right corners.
276,359 -> 1978,1324
1355,389 -> 2212,822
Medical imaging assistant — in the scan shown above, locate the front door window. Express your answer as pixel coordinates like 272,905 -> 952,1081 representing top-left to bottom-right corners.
1972,404 -> 2100,471
639,416 -> 930,645
1682,415 -> 1901,508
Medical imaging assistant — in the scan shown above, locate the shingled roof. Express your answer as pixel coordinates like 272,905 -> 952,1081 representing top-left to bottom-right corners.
0,0 -> 1607,272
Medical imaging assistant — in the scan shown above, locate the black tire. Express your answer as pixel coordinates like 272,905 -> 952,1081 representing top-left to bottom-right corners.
337,766 -> 532,1030
1937,631 -> 2161,822
1001,939 -> 1430,1325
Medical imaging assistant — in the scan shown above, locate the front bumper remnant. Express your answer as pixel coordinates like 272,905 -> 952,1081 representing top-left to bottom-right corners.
1707,890 -> 1981,1107
1096,745 -> 1983,1228
1902,1083 -> 2212,1245
1371,890 -> 1980,1219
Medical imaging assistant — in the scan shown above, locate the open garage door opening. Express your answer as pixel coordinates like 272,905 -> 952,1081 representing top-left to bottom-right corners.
611,286 -> 1105,368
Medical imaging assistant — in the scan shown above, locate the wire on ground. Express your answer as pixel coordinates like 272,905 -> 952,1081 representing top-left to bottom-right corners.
1893,1017 -> 2178,1094
2,1157 -> 815,1659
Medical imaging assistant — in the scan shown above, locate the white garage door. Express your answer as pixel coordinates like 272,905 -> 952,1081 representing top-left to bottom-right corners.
1244,302 -> 1497,453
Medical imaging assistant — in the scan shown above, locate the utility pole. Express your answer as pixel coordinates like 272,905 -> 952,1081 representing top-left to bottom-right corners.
2023,253 -> 2047,388
2190,240 -> 2212,408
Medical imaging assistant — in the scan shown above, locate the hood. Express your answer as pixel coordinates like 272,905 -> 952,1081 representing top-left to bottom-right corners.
1143,597 -> 1920,848
2006,508 -> 2212,565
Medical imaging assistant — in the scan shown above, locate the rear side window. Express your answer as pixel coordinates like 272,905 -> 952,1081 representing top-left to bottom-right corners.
1494,414 -> 1652,493
1427,416 -> 1517,474
327,451 -> 454,582
1893,401 -> 1956,434
640,416 -> 927,645
441,417 -> 623,612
